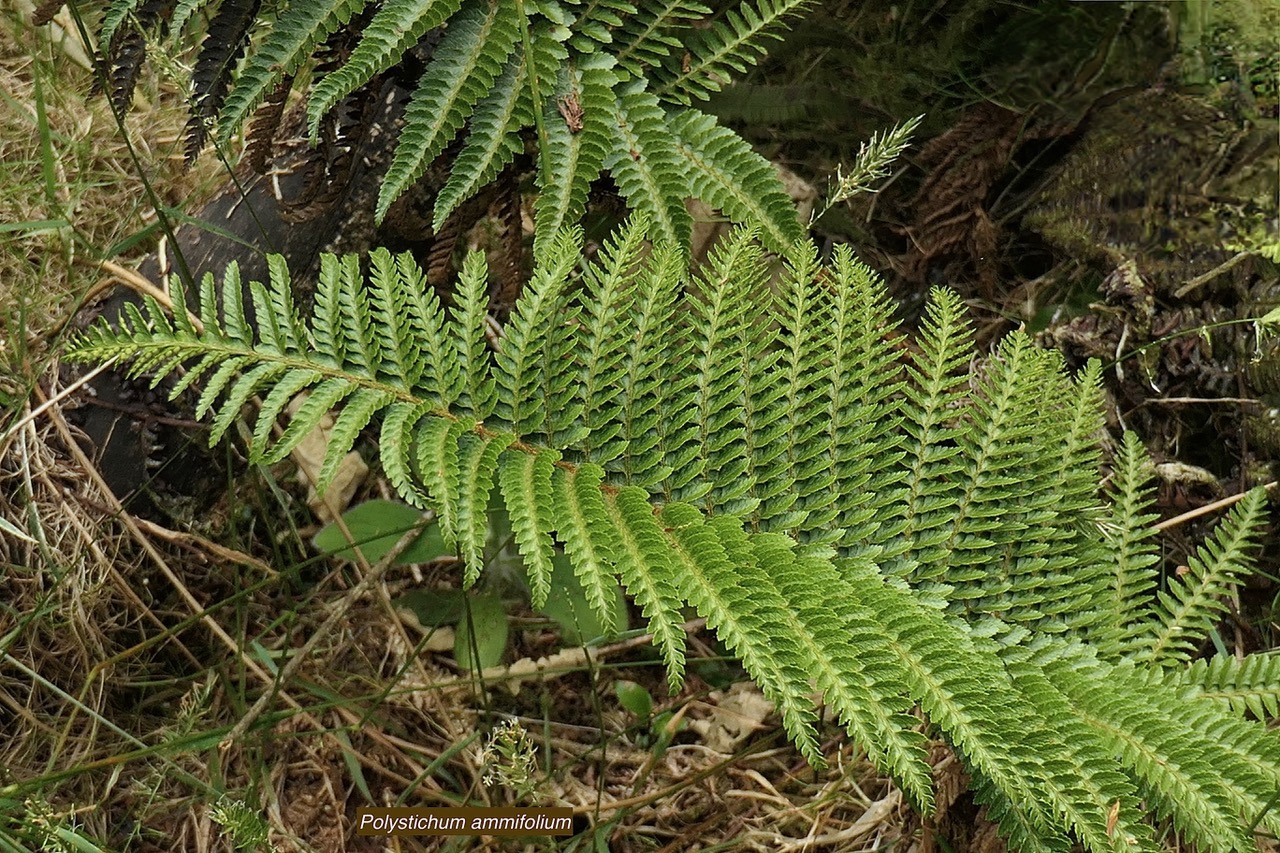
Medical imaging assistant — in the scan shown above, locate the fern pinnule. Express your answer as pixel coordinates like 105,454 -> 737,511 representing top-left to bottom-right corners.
379,402 -> 434,509
392,252 -> 457,408
216,261 -> 251,344
376,0 -> 523,224
575,218 -> 647,468
613,244 -> 688,490
823,248 -> 907,556
732,252 -> 789,524
367,250 -> 420,389
885,286 -> 973,580
766,544 -> 936,811
666,508 -> 823,764
493,228 -> 580,439
414,416 -> 473,549
668,228 -> 761,511
1174,653 -> 1280,719
1045,656 -> 1255,852
611,0 -> 710,75
455,431 -> 512,586
451,252 -> 498,420
432,51 -> 530,231
553,463 -> 626,635
602,486 -> 688,686
766,245 -> 837,540
1092,430 -> 1164,655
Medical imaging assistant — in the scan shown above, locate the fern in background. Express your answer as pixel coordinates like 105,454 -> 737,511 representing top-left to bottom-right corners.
66,218 -> 1280,852
67,0 -> 814,254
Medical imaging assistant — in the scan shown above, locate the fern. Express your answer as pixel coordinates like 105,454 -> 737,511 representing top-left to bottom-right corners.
652,0 -> 813,103
1139,489 -> 1268,665
306,0 -> 464,135
669,108 -> 805,254
532,56 -> 617,256
82,0 -> 816,256
376,0 -> 524,223
217,0 -> 367,138
66,220 -> 1280,852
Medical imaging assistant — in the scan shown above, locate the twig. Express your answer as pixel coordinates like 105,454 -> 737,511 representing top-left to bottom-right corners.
1154,481 -> 1277,531
1174,251 -> 1252,298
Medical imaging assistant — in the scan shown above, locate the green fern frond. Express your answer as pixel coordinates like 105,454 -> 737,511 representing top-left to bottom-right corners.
668,107 -> 805,255
455,430 -> 512,585
881,286 -> 973,582
565,0 -> 636,53
493,228 -> 580,439
602,80 -> 693,250
652,0 -> 812,103
92,0 -> 820,257
666,228 -> 761,511
610,243 -> 688,490
432,20 -> 566,229
1137,488 -> 1268,665
376,0 -> 523,224
664,507 -> 822,763
1093,431 -> 1163,656
1172,653 -> 1280,719
1045,653 -> 1261,852
307,0 -> 464,138
611,0 -> 709,76
218,0 -> 370,140
497,447 -> 559,606
552,461 -> 625,635
414,415 -> 473,548
822,247 -> 906,557
533,56 -> 617,257
573,216 -> 649,468
66,224 -> 1280,852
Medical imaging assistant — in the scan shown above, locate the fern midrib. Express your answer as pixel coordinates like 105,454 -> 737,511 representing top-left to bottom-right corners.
78,334 -> 590,464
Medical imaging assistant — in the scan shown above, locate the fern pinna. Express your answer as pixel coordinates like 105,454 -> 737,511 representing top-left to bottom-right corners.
67,219 -> 1279,852
70,0 -> 809,254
